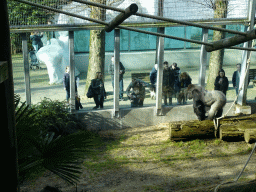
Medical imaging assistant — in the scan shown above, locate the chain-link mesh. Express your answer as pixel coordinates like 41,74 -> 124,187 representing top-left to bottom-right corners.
9,0 -> 250,27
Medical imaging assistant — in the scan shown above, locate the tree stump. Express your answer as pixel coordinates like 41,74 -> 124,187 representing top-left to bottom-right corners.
169,120 -> 214,141
244,129 -> 256,144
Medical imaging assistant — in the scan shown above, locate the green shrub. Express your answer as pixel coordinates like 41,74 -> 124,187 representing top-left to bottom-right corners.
33,97 -> 85,136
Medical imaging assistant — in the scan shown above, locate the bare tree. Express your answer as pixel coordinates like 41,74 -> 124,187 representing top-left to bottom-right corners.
84,0 -> 124,98
190,0 -> 229,90
206,0 -> 228,91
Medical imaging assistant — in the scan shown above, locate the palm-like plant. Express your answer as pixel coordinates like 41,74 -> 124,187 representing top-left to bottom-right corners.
15,95 -> 98,185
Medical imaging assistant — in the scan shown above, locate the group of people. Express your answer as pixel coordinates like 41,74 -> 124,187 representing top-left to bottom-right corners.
63,57 -> 246,110
150,62 -> 192,105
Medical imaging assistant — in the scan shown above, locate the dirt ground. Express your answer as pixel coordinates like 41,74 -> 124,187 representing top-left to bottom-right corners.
20,124 -> 256,192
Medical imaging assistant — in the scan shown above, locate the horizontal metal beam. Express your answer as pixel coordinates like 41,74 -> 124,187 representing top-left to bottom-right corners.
105,3 -> 138,32
10,19 -> 250,33
73,0 -> 248,36
13,0 -> 256,52
13,0 -> 212,46
205,29 -> 256,52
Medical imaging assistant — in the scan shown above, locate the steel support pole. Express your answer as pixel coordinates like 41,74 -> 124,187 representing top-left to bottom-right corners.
237,0 -> 256,106
155,27 -> 165,116
113,29 -> 120,117
199,28 -> 208,88
69,31 -> 76,112
21,33 -> 31,105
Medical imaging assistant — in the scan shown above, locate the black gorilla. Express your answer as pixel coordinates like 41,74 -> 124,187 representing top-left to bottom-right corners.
193,99 -> 206,121
187,84 -> 226,121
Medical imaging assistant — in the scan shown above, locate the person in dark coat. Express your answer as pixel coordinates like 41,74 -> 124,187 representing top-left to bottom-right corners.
91,72 -> 106,109
162,61 -> 174,105
232,63 -> 241,95
178,72 -> 192,104
126,78 -> 146,107
63,66 -> 77,102
171,62 -> 181,104
150,64 -> 158,87
108,56 -> 125,100
215,69 -> 229,95
30,31 -> 44,52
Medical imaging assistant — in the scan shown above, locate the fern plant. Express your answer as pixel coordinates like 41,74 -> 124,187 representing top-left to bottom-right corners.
15,95 -> 98,185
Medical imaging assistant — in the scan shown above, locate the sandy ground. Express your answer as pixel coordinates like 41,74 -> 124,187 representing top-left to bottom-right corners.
20,125 -> 256,192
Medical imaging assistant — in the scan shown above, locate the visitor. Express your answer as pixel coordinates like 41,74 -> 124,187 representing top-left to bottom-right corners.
214,69 -> 229,95
171,62 -> 181,104
232,63 -> 241,95
63,66 -> 77,103
178,72 -> 192,104
126,78 -> 146,107
108,55 -> 125,101
162,61 -> 174,105
91,72 -> 106,110
30,31 -> 44,52
149,64 -> 158,92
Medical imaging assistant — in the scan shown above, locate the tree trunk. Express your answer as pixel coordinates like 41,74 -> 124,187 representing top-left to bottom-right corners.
206,0 -> 228,91
84,0 -> 106,98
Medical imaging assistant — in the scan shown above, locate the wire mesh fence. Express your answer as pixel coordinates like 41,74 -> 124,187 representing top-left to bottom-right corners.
9,0 -> 256,109
9,0 -> 250,28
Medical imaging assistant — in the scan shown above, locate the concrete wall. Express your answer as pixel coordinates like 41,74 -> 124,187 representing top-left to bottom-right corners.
74,48 -> 255,73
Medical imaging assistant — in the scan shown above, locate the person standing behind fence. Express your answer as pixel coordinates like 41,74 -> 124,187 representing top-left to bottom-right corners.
126,78 -> 146,107
30,31 -> 44,52
232,63 -> 241,95
171,62 -> 181,104
91,72 -> 107,110
108,56 -> 125,101
150,64 -> 158,91
162,61 -> 174,106
214,69 -> 229,96
63,66 -> 78,103
178,72 -> 192,104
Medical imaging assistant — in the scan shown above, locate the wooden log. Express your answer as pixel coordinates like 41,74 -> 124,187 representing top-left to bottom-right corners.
219,125 -> 244,141
244,129 -> 256,144
169,120 -> 214,141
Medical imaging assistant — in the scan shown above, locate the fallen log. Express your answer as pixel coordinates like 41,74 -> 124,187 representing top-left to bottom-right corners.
169,120 -> 214,141
219,126 -> 244,141
168,114 -> 256,141
244,129 -> 256,144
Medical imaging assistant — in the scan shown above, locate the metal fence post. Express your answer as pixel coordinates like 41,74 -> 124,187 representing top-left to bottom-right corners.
113,29 -> 120,117
237,0 -> 256,105
21,33 -> 31,105
69,31 -> 76,113
155,27 -> 165,116
199,28 -> 208,88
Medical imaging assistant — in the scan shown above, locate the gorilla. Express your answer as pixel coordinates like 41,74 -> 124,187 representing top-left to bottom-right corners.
187,84 -> 226,121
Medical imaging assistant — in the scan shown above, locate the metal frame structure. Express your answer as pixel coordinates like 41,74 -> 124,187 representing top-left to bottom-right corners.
12,0 -> 256,115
